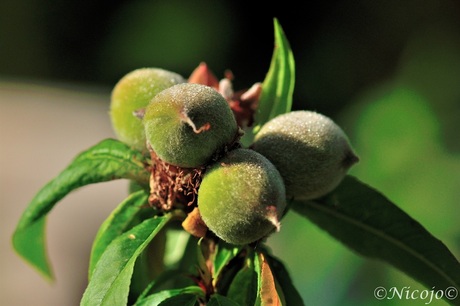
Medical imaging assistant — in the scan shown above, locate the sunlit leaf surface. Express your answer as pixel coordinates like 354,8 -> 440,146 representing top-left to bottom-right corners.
292,175 -> 460,305
12,138 -> 150,280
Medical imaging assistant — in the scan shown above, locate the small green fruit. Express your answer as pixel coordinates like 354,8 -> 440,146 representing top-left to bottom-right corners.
143,83 -> 239,168
198,148 -> 286,245
252,110 -> 359,200
110,68 -> 185,151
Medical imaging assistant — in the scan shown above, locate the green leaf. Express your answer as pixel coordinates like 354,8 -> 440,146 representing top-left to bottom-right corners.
12,138 -> 150,280
207,294 -> 240,306
134,268 -> 197,303
264,252 -> 305,306
212,242 -> 242,283
158,293 -> 199,306
163,228 -> 192,269
89,189 -> 150,279
292,175 -> 460,305
134,286 -> 204,306
227,252 -> 258,305
80,214 -> 172,306
197,238 -> 212,279
135,290 -> 178,306
253,18 -> 295,135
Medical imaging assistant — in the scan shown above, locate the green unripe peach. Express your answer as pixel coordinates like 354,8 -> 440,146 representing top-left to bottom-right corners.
143,83 -> 239,168
110,68 -> 185,151
198,148 -> 286,245
252,110 -> 359,200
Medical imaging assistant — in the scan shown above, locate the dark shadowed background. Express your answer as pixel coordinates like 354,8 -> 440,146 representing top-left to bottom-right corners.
1,1 -> 459,305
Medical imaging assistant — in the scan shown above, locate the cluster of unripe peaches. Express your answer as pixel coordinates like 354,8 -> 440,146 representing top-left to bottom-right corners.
109,64 -> 359,246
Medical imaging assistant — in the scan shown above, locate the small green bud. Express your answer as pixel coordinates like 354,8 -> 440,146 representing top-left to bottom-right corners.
143,83 -> 239,168
110,68 -> 185,151
198,148 -> 286,245
252,110 -> 359,200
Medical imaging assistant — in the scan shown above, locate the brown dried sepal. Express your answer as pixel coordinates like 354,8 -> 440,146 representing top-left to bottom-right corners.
148,144 -> 203,211
188,62 -> 262,130
182,207 -> 208,238
188,62 -> 219,88
228,82 -> 262,129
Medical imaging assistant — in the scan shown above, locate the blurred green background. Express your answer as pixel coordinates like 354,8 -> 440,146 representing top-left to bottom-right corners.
1,0 -> 459,305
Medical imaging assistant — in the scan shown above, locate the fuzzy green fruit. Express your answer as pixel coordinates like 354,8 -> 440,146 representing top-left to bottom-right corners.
252,110 -> 359,200
198,148 -> 286,245
110,68 -> 185,151
143,83 -> 239,168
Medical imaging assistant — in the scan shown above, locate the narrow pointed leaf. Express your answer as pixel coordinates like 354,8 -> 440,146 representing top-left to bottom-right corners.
135,290 -> 179,306
196,238 -> 212,286
80,215 -> 171,306
227,253 -> 258,305
134,286 -> 204,306
265,252 -> 305,306
207,294 -> 240,306
292,175 -> 460,305
12,138 -> 150,280
89,189 -> 150,279
158,294 -> 198,306
255,252 -> 282,306
135,268 -> 197,303
212,242 -> 243,281
253,18 -> 295,135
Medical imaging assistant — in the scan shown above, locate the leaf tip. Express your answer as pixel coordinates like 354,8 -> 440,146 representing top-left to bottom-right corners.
11,220 -> 55,282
